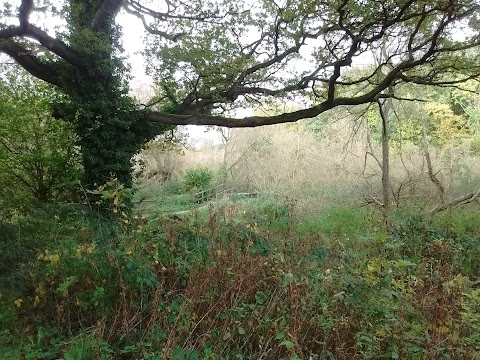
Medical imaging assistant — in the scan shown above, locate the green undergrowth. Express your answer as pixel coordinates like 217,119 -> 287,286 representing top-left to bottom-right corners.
1,198 -> 480,359
295,205 -> 380,239
134,182 -> 195,214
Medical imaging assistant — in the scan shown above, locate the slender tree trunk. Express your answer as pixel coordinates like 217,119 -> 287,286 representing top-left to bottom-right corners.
378,95 -> 393,234
422,116 -> 445,204
219,127 -> 231,189
373,42 -> 395,234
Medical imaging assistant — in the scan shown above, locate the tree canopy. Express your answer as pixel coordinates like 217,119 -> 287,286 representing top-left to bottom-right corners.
1,0 -> 479,187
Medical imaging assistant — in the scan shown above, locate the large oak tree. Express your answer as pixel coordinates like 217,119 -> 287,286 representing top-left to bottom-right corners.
1,0 -> 479,188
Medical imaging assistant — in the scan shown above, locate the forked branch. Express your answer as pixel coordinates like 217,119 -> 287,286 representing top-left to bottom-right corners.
429,189 -> 480,215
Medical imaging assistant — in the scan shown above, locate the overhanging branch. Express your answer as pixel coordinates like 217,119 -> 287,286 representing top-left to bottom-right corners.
146,102 -> 331,127
124,0 -> 221,22
19,0 -> 33,29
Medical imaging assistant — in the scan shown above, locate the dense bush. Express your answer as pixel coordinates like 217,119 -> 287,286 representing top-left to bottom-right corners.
0,72 -> 82,216
183,167 -> 213,192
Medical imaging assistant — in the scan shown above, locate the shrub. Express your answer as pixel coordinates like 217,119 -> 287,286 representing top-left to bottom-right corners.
0,72 -> 82,216
162,180 -> 185,195
183,167 -> 213,192
469,136 -> 480,155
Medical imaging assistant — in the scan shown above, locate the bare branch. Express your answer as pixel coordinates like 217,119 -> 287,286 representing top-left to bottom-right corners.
379,94 -> 427,102
123,4 -> 184,41
124,0 -> 220,22
400,72 -> 480,87
0,40 -> 61,86
24,25 -> 84,68
429,190 -> 480,215
19,0 -> 33,29
0,3 -> 84,71
327,40 -> 359,102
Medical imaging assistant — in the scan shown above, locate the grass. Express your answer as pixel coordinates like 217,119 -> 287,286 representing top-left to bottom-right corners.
134,182 -> 196,215
295,205 -> 380,239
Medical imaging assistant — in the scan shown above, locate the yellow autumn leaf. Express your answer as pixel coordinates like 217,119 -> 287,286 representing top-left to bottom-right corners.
376,328 -> 388,337
75,247 -> 83,257
35,282 -> 46,296
86,243 -> 95,253
48,254 -> 60,263
14,298 -> 23,308
438,326 -> 449,334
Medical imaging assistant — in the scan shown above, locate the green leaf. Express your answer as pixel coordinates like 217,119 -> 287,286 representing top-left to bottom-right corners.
284,272 -> 294,285
56,276 -> 78,296
280,340 -> 295,349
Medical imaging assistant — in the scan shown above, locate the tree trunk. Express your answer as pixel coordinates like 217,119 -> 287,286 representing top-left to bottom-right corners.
378,95 -> 393,234
54,62 -> 170,191
422,116 -> 445,204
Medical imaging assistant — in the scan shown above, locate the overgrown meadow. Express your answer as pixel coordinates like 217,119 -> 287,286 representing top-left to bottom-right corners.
2,169 -> 480,359
2,76 -> 480,359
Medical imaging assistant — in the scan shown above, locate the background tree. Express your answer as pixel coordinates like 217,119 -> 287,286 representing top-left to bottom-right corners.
1,0 -> 479,190
0,68 -> 81,213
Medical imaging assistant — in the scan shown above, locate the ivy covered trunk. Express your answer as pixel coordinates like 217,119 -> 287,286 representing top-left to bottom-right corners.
76,106 -> 143,189
60,82 -> 169,189
62,81 -> 149,188
54,1 -> 169,190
